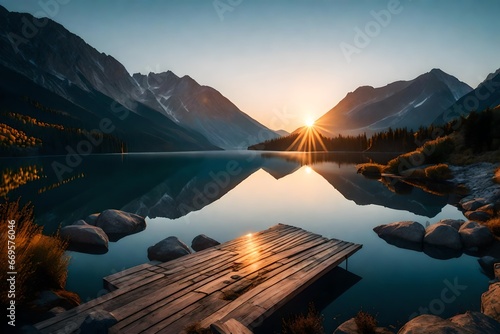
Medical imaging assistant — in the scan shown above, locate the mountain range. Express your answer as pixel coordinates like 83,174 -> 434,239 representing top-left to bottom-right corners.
314,69 -> 473,137
0,5 -> 278,153
1,4 -> 499,155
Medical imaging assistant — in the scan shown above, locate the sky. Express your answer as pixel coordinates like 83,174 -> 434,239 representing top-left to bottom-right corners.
1,0 -> 499,131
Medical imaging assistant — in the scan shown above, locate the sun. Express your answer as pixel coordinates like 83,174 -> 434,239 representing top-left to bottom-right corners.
305,118 -> 315,128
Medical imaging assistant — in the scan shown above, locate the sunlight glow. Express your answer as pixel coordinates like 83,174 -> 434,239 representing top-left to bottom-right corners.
305,118 -> 315,127
305,166 -> 312,174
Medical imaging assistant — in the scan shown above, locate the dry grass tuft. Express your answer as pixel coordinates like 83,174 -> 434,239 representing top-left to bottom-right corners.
356,163 -> 386,177
424,164 -> 453,181
282,303 -> 324,334
354,310 -> 378,334
494,167 -> 500,184
0,199 -> 70,306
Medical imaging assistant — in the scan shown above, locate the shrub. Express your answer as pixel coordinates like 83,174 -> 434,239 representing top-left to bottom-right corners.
424,164 -> 453,181
354,310 -> 378,334
0,199 -> 71,307
356,163 -> 386,177
282,303 -> 324,334
385,136 -> 455,175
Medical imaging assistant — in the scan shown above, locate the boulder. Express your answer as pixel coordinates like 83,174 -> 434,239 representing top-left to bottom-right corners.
398,314 -> 470,333
84,213 -> 100,225
482,282 -> 500,323
461,198 -> 488,211
95,209 -> 146,240
478,256 -> 500,277
459,221 -> 494,250
79,310 -> 117,334
191,234 -> 221,252
333,318 -> 393,334
424,224 -> 462,250
60,224 -> 109,253
373,221 -> 425,246
32,290 -> 77,311
464,210 -> 491,222
449,311 -> 500,333
436,219 -> 465,230
148,236 -> 191,262
72,219 -> 89,226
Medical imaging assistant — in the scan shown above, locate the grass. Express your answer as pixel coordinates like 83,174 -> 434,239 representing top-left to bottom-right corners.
356,163 -> 386,178
385,136 -> 454,174
282,303 -> 324,334
0,199 -> 74,307
354,310 -> 378,334
424,164 -> 453,181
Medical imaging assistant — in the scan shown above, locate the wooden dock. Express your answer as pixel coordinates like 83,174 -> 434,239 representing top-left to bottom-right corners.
35,224 -> 362,333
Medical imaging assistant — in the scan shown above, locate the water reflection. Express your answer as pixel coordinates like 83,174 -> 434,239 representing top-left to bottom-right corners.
0,152 -> 456,233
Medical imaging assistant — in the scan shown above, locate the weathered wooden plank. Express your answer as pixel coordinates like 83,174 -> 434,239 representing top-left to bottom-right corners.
197,240 -> 350,328
35,224 -> 362,334
210,318 -> 254,334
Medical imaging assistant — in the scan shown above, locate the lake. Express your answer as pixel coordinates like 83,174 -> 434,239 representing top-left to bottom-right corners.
1,151 -> 489,331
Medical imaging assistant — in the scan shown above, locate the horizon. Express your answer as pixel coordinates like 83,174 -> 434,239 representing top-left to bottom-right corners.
1,0 -> 499,131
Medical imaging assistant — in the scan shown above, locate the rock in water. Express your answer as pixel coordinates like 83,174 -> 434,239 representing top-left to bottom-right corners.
449,311 -> 500,333
60,224 -> 109,253
373,221 -> 425,244
191,234 -> 221,251
459,221 -> 494,250
398,314 -> 470,333
95,209 -> 146,240
424,224 -> 462,250
148,236 -> 191,262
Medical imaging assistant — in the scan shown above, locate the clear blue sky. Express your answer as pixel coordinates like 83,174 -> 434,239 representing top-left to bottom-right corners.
1,0 -> 499,131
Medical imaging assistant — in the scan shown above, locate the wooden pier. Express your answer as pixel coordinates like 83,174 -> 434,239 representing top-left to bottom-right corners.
35,224 -> 362,333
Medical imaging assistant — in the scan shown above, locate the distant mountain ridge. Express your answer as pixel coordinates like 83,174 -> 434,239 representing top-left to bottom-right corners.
132,72 -> 279,149
433,68 -> 500,125
0,5 -> 277,152
315,69 -> 473,136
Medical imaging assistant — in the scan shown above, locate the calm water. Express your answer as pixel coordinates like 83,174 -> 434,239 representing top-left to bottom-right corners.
1,151 -> 488,331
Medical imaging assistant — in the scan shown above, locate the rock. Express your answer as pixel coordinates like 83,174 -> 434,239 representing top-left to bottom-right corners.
436,219 -> 465,230
465,210 -> 491,222
60,224 -> 109,253
191,234 -> 221,252
79,310 -> 117,334
482,282 -> 500,323
148,236 -> 191,262
449,311 -> 500,333
85,213 -> 100,225
47,306 -> 66,317
333,318 -> 393,334
478,203 -> 496,215
373,221 -> 425,246
95,209 -> 146,240
72,219 -> 89,226
398,314 -> 470,333
32,290 -> 75,311
459,221 -> 494,250
478,256 -> 500,277
424,224 -> 462,250
461,198 -> 488,211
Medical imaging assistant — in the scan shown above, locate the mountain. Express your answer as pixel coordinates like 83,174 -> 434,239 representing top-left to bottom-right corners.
132,72 -> 279,149
433,68 -> 500,125
0,5 -> 276,152
315,69 -> 472,136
